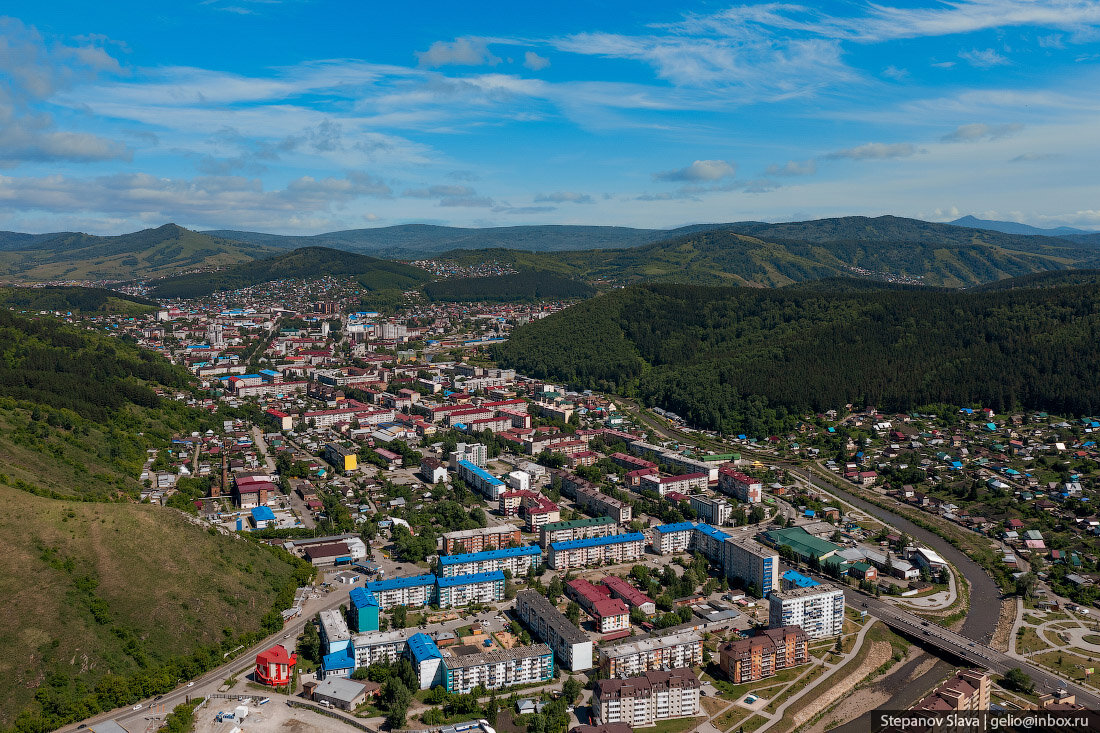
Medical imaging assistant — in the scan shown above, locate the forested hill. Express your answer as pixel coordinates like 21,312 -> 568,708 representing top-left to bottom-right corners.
149,245 -> 430,298
0,286 -> 157,314
205,222 -> 719,256
422,271 -> 595,302
0,224 -> 268,282
0,310 -> 308,730
492,282 -> 1100,435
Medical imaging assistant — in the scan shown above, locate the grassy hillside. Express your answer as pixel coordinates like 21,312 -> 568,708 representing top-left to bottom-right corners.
422,271 -> 595,302
0,224 -> 270,283
0,312 -> 311,730
205,222 -> 718,256
0,286 -> 157,315
493,282 -> 1100,435
150,245 -> 430,298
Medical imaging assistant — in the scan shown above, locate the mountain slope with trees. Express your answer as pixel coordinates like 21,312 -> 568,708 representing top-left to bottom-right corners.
0,224 -> 270,282
493,282 -> 1100,435
149,246 -> 430,298
0,311 -> 310,730
422,271 -> 595,302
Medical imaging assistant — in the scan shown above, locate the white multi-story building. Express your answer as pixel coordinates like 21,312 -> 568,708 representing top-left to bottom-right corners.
455,459 -> 506,500
652,522 -> 695,555
548,533 -> 645,571
515,590 -> 594,671
718,466 -> 763,503
689,495 -> 733,526
351,629 -> 410,667
594,669 -> 701,727
638,472 -> 710,496
435,571 -> 505,608
442,644 -> 554,694
449,442 -> 488,468
319,609 -> 352,656
363,575 -> 436,610
768,585 -> 845,639
600,631 -> 704,678
437,545 -> 543,578
722,537 -> 780,596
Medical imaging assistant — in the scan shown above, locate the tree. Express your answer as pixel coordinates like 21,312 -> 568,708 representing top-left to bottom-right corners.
1015,572 -> 1039,600
548,575 -> 564,604
566,601 -> 581,626
1002,668 -> 1034,694
396,658 -> 418,692
298,618 -> 321,664
392,605 -> 408,628
562,676 -> 582,704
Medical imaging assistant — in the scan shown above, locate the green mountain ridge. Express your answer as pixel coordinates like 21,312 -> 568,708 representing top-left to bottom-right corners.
0,224 -> 272,283
493,280 -> 1100,435
149,245 -> 431,299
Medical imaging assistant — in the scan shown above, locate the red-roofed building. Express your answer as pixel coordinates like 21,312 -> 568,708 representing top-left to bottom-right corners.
566,579 -> 630,633
602,575 -> 656,615
255,644 -> 296,686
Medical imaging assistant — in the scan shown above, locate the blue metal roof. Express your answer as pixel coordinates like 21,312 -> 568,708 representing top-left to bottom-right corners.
550,532 -> 645,551
436,570 -> 504,588
655,521 -> 695,534
438,545 -> 542,566
457,459 -> 503,486
349,587 -> 378,608
694,523 -> 732,542
366,574 -> 436,592
322,647 -> 354,672
408,632 -> 443,662
250,506 -> 276,521
782,570 -> 820,588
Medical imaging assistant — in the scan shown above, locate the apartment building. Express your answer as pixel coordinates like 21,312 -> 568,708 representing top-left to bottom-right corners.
601,575 -> 656,616
689,495 -> 733,526
653,522 -> 695,555
600,631 -> 704,678
449,442 -> 488,468
594,669 -> 701,727
718,626 -> 808,683
515,590 -> 595,672
718,466 -> 763,503
557,472 -> 633,524
456,459 -> 506,500
548,533 -> 645,571
628,440 -> 718,481
441,644 -> 554,694
351,629 -> 410,667
539,516 -> 619,548
565,579 -> 630,634
442,525 -> 522,555
435,571 -> 505,608
722,537 -> 780,596
363,574 -> 436,610
638,472 -> 709,496
912,670 -> 990,712
437,545 -> 543,578
768,585 -> 845,639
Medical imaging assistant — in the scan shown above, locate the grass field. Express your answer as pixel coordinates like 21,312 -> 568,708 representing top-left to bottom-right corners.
0,481 -> 303,727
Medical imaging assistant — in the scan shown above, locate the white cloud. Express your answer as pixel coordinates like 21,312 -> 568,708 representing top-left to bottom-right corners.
416,37 -> 501,68
765,159 -> 817,176
403,185 -> 477,198
959,48 -> 1010,68
534,191 -> 593,204
941,122 -> 1023,142
882,65 -> 910,81
825,142 -> 918,160
523,51 -> 551,71
1011,152 -> 1060,161
654,159 -> 736,182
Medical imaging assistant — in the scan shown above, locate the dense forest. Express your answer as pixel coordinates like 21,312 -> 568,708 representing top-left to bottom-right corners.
149,246 -> 429,298
0,286 -> 157,314
493,281 -> 1100,435
0,309 -> 187,423
422,271 -> 595,302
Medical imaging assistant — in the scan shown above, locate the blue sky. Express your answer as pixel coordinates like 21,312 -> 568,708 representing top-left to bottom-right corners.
2,0 -> 1100,234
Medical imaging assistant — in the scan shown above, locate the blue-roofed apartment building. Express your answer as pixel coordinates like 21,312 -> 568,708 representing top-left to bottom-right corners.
437,545 -> 542,578
407,632 -> 444,689
251,505 -> 276,529
349,587 -> 379,632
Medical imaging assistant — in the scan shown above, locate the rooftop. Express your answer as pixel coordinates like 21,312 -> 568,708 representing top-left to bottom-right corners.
442,642 -> 552,670
437,570 -> 505,588
438,545 -> 543,566
550,532 -> 645,552
516,590 -> 589,644
366,574 -> 437,592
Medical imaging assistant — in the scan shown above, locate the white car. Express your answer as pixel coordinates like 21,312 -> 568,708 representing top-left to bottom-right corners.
133,704 -> 143,711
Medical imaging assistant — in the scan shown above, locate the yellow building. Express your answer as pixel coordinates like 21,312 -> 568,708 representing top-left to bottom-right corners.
325,443 -> 358,472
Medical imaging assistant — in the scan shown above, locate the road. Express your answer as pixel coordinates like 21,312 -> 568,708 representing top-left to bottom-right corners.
852,590 -> 1100,708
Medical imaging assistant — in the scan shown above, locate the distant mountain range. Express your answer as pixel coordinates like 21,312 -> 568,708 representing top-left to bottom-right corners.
4,214 -> 1100,290
203,223 -> 719,257
948,215 -> 1097,237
